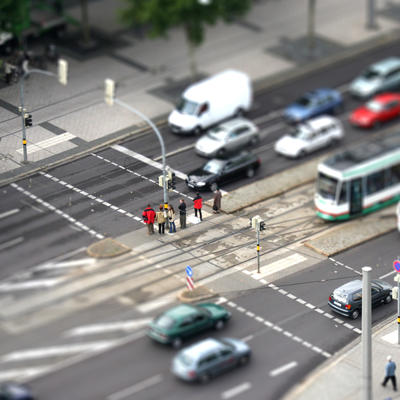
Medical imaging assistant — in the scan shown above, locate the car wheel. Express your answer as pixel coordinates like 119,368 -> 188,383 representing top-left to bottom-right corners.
217,148 -> 226,158
297,150 -> 306,158
384,294 -> 393,304
193,126 -> 202,136
199,373 -> 211,383
249,135 -> 259,146
350,309 -> 360,320
215,319 -> 225,330
239,354 -> 250,366
234,108 -> 244,117
246,167 -> 255,178
210,182 -> 218,192
172,337 -> 182,349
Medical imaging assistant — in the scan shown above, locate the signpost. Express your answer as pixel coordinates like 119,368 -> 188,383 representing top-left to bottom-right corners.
186,265 -> 194,291
393,260 -> 400,344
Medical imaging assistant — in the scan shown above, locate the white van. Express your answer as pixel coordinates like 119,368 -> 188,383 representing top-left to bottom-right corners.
168,69 -> 252,135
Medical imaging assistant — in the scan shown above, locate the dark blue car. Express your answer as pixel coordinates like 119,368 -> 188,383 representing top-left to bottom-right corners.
284,88 -> 343,123
0,383 -> 34,400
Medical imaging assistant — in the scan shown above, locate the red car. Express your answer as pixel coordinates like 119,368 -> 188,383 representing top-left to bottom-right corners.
349,93 -> 400,128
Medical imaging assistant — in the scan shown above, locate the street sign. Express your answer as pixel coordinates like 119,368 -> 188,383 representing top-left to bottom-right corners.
393,260 -> 400,273
186,265 -> 193,277
186,276 -> 195,291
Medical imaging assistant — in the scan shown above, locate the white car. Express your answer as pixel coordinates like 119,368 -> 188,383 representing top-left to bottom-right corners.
195,118 -> 259,158
274,115 -> 343,158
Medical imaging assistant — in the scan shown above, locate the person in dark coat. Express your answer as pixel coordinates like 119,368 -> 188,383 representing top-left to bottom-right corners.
193,193 -> 203,221
382,355 -> 397,391
178,199 -> 187,229
142,204 -> 156,235
213,188 -> 222,213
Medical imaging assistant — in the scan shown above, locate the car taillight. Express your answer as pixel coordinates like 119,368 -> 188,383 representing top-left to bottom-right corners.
329,296 -> 332,301
188,370 -> 196,378
345,304 -> 351,310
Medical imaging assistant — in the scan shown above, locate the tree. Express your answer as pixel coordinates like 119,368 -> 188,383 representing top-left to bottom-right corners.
119,0 -> 252,78
0,0 -> 30,41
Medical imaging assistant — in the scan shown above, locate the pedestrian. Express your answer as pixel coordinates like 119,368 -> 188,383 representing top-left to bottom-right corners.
193,192 -> 203,221
382,355 -> 397,391
178,199 -> 187,229
213,188 -> 222,214
155,204 -> 166,234
4,60 -> 12,84
142,204 -> 156,235
168,204 -> 176,233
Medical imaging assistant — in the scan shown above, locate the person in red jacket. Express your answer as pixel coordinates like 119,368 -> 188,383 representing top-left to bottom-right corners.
193,193 -> 203,221
142,204 -> 156,235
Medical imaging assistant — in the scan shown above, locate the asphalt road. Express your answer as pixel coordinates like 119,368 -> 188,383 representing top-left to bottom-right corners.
28,230 -> 399,400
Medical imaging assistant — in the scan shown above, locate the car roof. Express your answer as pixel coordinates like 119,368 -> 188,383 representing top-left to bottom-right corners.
215,118 -> 252,130
372,93 -> 400,103
300,115 -> 337,130
370,57 -> 400,74
335,280 -> 362,293
181,338 -> 224,359
163,304 -> 197,320
213,150 -> 256,162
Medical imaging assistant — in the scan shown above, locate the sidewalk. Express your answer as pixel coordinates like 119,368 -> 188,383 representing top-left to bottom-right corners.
285,317 -> 400,400
2,0 -> 400,185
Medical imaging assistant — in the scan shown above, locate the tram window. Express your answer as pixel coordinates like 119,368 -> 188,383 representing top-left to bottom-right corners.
366,170 -> 385,195
317,173 -> 338,200
338,181 -> 348,204
389,164 -> 400,185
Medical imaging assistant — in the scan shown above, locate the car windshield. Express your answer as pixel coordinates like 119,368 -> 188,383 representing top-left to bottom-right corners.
218,339 -> 235,349
317,172 -> 338,200
366,100 -> 384,112
154,315 -> 174,329
176,98 -> 199,115
178,353 -> 194,366
361,68 -> 381,80
208,127 -> 229,141
289,125 -> 312,140
295,95 -> 312,106
203,159 -> 225,174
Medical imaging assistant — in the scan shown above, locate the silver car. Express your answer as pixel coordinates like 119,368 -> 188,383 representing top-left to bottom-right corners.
172,337 -> 251,382
349,57 -> 400,98
195,118 -> 259,158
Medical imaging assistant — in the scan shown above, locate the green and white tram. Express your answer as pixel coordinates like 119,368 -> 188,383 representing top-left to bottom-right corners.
315,132 -> 400,220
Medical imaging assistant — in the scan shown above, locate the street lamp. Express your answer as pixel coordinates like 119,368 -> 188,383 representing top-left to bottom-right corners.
104,79 -> 169,216
19,58 -> 68,163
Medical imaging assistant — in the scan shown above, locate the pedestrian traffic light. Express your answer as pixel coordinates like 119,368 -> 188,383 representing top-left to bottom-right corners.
392,286 -> 398,300
251,215 -> 261,229
167,178 -> 172,190
158,175 -> 164,187
170,172 -> 176,190
58,58 -> 68,85
104,78 -> 115,106
259,220 -> 266,231
24,113 -> 32,127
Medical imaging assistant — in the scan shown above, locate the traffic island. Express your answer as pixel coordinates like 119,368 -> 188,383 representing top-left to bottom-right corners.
87,238 -> 131,258
178,286 -> 216,303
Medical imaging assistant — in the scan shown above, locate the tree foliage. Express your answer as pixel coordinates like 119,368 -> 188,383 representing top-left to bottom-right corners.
0,0 -> 30,37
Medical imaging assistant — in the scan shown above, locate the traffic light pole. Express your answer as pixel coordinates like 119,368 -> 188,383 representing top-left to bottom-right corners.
113,98 -> 168,213
398,273 -> 400,345
19,68 -> 64,163
257,227 -> 260,274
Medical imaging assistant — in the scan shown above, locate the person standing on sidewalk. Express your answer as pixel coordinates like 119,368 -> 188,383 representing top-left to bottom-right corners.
213,188 -> 222,214
155,204 -> 166,235
142,204 -> 156,235
382,355 -> 397,391
193,192 -> 203,221
168,204 -> 176,233
178,199 -> 187,229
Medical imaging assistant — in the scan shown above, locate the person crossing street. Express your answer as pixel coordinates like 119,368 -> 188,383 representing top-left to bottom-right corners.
193,193 -> 203,221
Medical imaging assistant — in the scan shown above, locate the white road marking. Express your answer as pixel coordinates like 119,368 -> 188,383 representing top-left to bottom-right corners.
221,382 -> 252,400
215,297 -> 228,305
16,132 -> 75,155
241,334 -> 254,342
1,341 -> 116,362
11,183 -> 104,240
379,270 -> 396,279
0,279 -> 62,292
107,374 -> 163,400
269,361 -> 298,377
65,319 -> 152,337
35,258 -> 96,271
0,208 -> 19,219
0,236 -> 24,252
154,144 -> 196,160
354,328 -> 362,334
112,144 -> 187,180
382,330 -> 397,344
136,296 -> 175,313
0,367 -> 52,380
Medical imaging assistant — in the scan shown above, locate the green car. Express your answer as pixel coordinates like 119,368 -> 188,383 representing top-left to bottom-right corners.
148,303 -> 231,348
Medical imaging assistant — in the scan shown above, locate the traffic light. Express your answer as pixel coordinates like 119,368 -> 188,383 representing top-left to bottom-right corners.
167,178 -> 172,190
158,175 -> 164,187
24,113 -> 32,127
58,59 -> 68,85
104,78 -> 115,106
259,220 -> 266,231
392,286 -> 398,300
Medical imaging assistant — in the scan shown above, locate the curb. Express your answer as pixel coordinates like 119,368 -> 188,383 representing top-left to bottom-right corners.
177,286 -> 217,303
87,238 -> 131,259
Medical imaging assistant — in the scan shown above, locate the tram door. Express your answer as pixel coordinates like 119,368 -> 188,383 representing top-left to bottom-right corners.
349,178 -> 363,215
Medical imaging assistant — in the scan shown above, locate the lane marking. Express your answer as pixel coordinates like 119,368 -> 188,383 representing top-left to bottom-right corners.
241,334 -> 254,342
11,183 -> 104,240
0,279 -> 62,292
107,374 -> 163,400
111,144 -> 188,180
35,258 -> 96,271
0,367 -> 52,381
65,319 -> 152,337
136,296 -> 175,314
0,208 -> 19,219
221,382 -> 252,400
0,236 -> 24,252
1,341 -> 116,362
154,144 -> 195,160
379,270 -> 396,279
16,132 -> 75,155
269,361 -> 298,377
